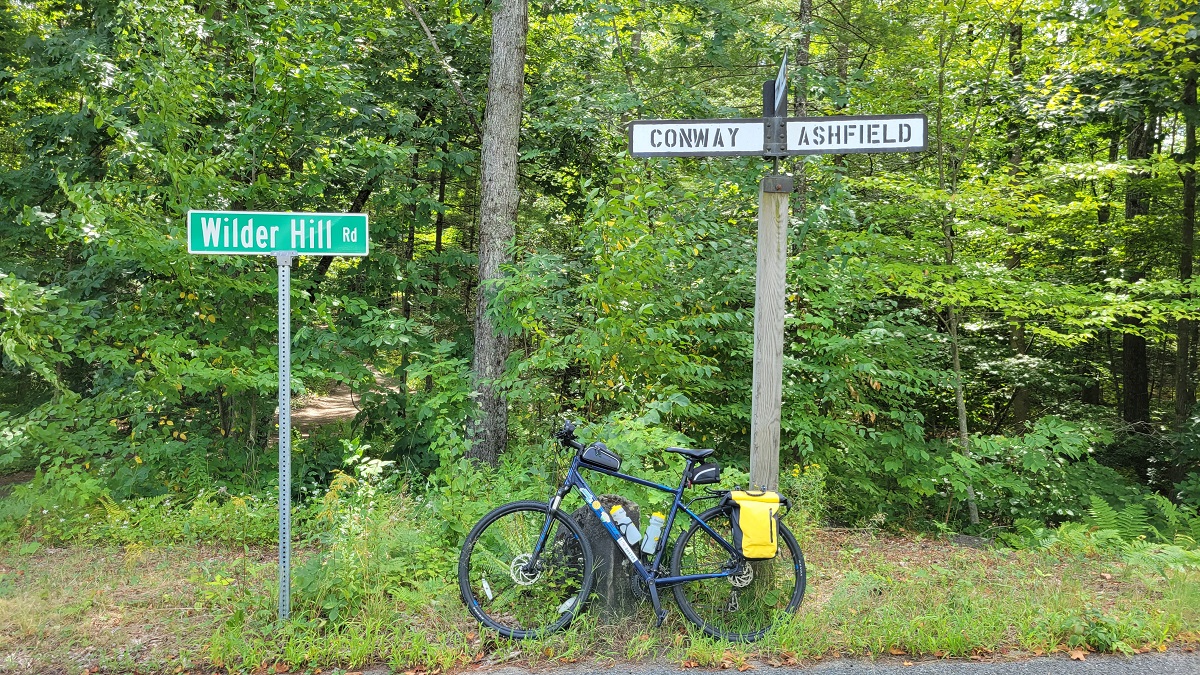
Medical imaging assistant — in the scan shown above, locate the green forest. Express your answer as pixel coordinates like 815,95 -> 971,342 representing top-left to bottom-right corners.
2,0 -> 1200,667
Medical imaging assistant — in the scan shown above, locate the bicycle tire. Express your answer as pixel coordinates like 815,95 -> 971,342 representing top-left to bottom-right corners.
459,500 -> 594,639
670,504 -> 806,642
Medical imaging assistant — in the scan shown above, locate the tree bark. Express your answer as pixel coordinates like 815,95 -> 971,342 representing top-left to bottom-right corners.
1123,110 -> 1155,434
1176,74 -> 1197,429
468,0 -> 527,465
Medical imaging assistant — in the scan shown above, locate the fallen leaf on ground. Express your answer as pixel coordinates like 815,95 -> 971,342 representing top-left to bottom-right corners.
682,660 -> 699,668
1100,573 -> 1112,580
903,661 -> 914,666
1069,649 -> 1086,661
889,647 -> 906,655
738,664 -> 753,672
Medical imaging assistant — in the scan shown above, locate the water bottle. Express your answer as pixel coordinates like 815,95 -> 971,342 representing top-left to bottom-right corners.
641,512 -> 666,556
609,504 -> 642,545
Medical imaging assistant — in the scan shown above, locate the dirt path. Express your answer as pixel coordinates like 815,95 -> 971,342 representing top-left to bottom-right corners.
290,367 -> 400,436
292,381 -> 363,434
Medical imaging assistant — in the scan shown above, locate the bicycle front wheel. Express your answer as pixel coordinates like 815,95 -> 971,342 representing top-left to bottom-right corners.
458,500 -> 594,639
670,505 -> 806,642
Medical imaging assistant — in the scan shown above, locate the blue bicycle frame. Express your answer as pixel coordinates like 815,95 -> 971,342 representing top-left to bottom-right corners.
529,449 -> 741,623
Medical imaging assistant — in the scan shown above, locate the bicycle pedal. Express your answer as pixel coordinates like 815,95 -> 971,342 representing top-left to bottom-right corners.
654,608 -> 668,627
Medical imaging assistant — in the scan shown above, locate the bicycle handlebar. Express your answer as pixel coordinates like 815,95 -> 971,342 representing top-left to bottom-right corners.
554,420 -> 585,451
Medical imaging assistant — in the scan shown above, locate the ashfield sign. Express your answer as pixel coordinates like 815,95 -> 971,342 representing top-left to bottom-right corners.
187,210 -> 369,256
628,119 -> 766,157
786,114 -> 927,155
628,114 -> 928,158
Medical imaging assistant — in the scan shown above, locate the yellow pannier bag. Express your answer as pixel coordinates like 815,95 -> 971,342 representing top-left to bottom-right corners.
729,490 -> 781,559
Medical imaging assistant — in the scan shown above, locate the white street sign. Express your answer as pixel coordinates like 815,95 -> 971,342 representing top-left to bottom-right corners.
629,114 -> 928,158
628,119 -> 766,157
786,114 -> 927,155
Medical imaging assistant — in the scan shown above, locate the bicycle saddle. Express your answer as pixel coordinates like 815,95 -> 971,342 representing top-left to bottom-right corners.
666,446 -> 715,460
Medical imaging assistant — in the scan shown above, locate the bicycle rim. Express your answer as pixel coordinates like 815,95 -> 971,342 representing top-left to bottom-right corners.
459,501 -> 593,639
670,506 -> 805,642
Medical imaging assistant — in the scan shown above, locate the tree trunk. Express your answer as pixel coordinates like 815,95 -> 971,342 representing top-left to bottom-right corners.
432,146 -> 448,298
949,307 -> 980,526
468,0 -> 527,465
1177,74 -> 1197,429
400,153 -> 420,387
427,154 -> 448,394
1123,110 -> 1155,434
832,37 -> 849,168
1006,21 -> 1030,429
934,16 -> 978,525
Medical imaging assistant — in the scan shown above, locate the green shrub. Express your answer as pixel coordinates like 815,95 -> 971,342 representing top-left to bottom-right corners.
91,489 -> 281,546
1051,609 -> 1151,653
293,475 -> 441,622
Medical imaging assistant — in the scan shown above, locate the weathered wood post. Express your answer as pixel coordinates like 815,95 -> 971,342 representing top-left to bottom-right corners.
749,64 -> 792,492
749,175 -> 791,492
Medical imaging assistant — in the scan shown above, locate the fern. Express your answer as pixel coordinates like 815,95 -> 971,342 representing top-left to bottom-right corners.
1086,495 -> 1148,540
97,495 -> 126,522
1086,496 -> 1121,533
1115,502 -> 1148,540
1142,494 -> 1200,545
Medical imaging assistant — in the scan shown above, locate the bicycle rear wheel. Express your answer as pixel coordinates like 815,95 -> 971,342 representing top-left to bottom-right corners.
459,500 -> 594,639
670,505 -> 805,642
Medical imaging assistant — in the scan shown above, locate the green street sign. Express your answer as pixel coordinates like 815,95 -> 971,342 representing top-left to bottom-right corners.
187,210 -> 368,256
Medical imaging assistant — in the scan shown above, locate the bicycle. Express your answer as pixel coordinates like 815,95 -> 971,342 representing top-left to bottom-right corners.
458,421 -> 806,642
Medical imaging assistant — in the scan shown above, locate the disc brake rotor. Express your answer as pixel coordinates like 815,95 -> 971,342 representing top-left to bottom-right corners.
728,562 -> 754,589
510,553 -> 540,585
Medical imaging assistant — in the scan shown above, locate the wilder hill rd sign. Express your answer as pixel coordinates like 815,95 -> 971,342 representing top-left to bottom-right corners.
186,207 -> 368,622
187,210 -> 369,256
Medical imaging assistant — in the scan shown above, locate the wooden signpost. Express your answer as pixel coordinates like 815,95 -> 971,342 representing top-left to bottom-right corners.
187,209 -> 369,620
628,58 -> 927,491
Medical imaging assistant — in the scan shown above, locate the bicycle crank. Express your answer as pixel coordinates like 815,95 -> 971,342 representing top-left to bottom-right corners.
630,573 -> 651,602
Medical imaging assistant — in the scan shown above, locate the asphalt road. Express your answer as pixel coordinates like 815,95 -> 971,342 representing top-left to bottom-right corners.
477,652 -> 1200,675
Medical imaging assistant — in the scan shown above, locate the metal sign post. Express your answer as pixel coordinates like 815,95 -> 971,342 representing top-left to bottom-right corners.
187,210 -> 368,621
275,251 -> 294,619
627,57 -> 927,492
